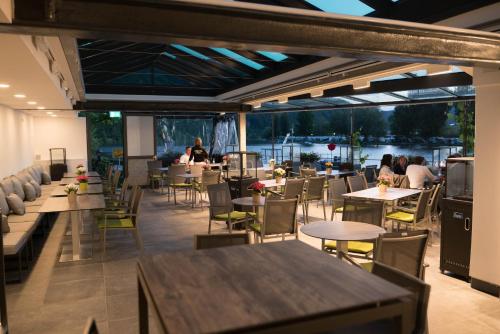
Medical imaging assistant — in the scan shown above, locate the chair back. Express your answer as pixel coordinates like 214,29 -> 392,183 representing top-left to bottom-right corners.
262,197 -> 299,236
364,165 -> 378,183
300,168 -> 317,177
200,171 -> 221,190
111,170 -> 121,194
194,233 -> 249,250
371,262 -> 430,334
342,198 -> 385,227
347,175 -> 366,192
393,174 -> 410,188
375,230 -> 429,279
304,176 -> 325,201
131,186 -> 144,226
168,164 -> 187,185
283,178 -> 306,200
119,177 -> 130,202
105,164 -> 114,181
190,165 -> 204,176
207,183 -> 233,217
429,183 -> 442,216
328,178 -> 347,209
415,188 -> 433,221
147,160 -> 162,176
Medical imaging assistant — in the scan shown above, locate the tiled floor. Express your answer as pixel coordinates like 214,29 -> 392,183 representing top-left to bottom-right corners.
5,190 -> 500,334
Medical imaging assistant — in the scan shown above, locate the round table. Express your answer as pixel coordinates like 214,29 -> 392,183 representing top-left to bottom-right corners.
232,196 -> 266,207
301,221 -> 386,258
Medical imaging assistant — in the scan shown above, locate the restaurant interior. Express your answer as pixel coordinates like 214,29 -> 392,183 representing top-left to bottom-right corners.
0,0 -> 499,333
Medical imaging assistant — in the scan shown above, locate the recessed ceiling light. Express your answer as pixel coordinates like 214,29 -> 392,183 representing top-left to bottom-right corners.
0,83 -> 10,88
37,106 -> 46,110
46,111 -> 53,115
14,94 -> 26,98
27,101 -> 37,105
50,114 -> 57,117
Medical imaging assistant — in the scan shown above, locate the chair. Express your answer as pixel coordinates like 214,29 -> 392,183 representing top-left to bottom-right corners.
386,188 -> 433,231
193,170 -> 221,208
429,183 -> 442,238
105,177 -> 129,207
207,183 -> 255,234
189,164 -> 204,175
328,178 -> 347,220
104,170 -> 121,195
267,177 -> 305,200
98,186 -> 144,257
347,175 -> 367,192
83,318 -> 99,334
194,233 -> 250,250
324,198 -> 384,258
393,174 -> 410,188
248,197 -> 299,243
302,176 -> 326,224
300,168 -> 317,177
166,164 -> 191,204
364,165 -> 378,186
147,160 -> 163,189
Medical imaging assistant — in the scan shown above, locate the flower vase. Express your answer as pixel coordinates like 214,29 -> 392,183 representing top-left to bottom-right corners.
275,176 -> 282,184
269,161 -> 275,170
79,182 -> 88,192
378,184 -> 388,193
252,192 -> 261,204
326,168 -> 332,175
68,192 -> 77,206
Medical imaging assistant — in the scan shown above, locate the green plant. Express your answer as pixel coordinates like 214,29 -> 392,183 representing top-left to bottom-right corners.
300,152 -> 320,163
352,129 -> 369,166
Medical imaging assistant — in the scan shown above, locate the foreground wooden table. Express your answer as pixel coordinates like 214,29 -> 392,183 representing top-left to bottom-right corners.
137,240 -> 412,334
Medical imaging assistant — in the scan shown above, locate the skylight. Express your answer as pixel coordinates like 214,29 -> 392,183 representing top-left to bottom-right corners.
211,48 -> 265,70
161,52 -> 177,60
171,44 -> 210,61
257,51 -> 288,62
306,0 -> 373,16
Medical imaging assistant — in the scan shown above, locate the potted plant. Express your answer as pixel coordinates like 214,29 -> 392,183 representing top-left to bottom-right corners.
65,183 -> 79,205
76,175 -> 89,192
273,167 -> 286,184
248,181 -> 265,203
324,161 -> 333,175
377,175 -> 392,193
75,164 -> 86,176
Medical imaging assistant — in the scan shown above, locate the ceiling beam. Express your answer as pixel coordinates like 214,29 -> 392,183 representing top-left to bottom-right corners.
3,0 -> 499,67
59,37 -> 86,101
75,100 -> 252,112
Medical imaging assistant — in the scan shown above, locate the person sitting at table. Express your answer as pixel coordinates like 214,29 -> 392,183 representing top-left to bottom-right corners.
406,156 -> 438,189
378,154 -> 394,178
189,137 -> 209,166
179,146 -> 193,165
393,155 -> 408,175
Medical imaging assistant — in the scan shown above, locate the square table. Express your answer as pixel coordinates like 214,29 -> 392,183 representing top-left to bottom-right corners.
60,176 -> 102,185
63,171 -> 100,178
39,195 -> 105,262
260,178 -> 286,188
137,240 -> 412,334
51,184 -> 103,197
343,187 -> 421,202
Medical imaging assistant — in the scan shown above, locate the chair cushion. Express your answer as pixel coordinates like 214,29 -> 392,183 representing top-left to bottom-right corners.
23,182 -> 37,201
1,214 -> 10,233
97,217 -> 134,229
30,180 -> 42,197
16,171 -> 33,184
324,240 -> 374,254
386,211 -> 414,222
0,188 -> 9,215
41,172 -> 52,185
214,211 -> 256,221
334,207 -> 344,213
8,213 -> 40,223
0,178 -> 14,196
360,261 -> 374,272
3,232 -> 28,255
172,183 -> 191,187
249,223 -> 261,233
6,194 -> 25,215
11,177 -> 25,200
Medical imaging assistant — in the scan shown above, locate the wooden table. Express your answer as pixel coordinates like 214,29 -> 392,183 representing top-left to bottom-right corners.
343,187 -> 421,201
60,176 -> 102,185
137,240 -> 412,334
231,196 -> 266,207
63,171 -> 100,177
260,178 -> 286,188
301,220 -> 386,258
317,170 -> 356,177
51,184 -> 103,197
38,195 -> 105,261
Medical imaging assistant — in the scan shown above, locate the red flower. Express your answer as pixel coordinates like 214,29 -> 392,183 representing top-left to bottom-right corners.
327,143 -> 336,151
76,175 -> 89,183
174,159 -> 180,164
248,181 -> 265,193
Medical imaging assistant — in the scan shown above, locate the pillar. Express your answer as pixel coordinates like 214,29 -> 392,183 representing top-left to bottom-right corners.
239,112 -> 246,152
470,66 -> 500,295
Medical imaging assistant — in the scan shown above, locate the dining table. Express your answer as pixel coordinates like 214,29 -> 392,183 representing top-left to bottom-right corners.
51,184 -> 103,197
63,171 -> 100,178
60,176 -> 102,185
343,187 -> 421,202
137,240 -> 412,334
301,220 -> 386,258
317,170 -> 356,177
259,178 -> 286,188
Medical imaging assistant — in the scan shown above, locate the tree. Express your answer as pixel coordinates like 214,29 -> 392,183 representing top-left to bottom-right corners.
295,111 -> 314,136
455,101 -> 475,155
329,110 -> 350,135
390,104 -> 448,138
353,108 -> 387,138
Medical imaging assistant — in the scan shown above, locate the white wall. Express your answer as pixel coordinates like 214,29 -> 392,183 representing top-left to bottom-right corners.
0,104 -> 34,177
126,116 -> 154,156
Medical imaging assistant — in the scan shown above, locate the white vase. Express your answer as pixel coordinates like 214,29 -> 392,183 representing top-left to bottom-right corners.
275,176 -> 283,184
252,192 -> 261,203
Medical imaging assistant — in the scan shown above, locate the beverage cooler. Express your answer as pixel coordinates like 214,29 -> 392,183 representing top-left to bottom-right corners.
440,157 -> 474,279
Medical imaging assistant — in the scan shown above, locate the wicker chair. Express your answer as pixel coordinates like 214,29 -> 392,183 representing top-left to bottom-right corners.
302,176 -> 326,224
386,188 -> 433,231
147,160 -> 163,189
193,170 -> 221,208
393,174 -> 410,188
364,165 -> 378,187
207,183 -> 256,234
346,175 -> 367,192
300,168 -> 317,177
324,198 -> 384,258
104,177 -> 130,209
103,170 -> 121,196
248,197 -> 299,243
194,233 -> 250,250
328,178 -> 347,220
166,164 -> 191,204
267,177 -> 305,200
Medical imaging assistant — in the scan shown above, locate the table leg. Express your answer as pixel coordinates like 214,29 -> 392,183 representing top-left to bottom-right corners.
71,210 -> 81,261
138,276 -> 149,334
336,240 -> 348,258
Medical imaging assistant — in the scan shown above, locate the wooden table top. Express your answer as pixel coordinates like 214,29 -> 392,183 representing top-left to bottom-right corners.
176,173 -> 202,179
260,178 -> 286,188
343,187 -> 421,201
63,171 -> 100,177
38,194 -> 106,213
232,196 -> 266,206
301,220 -> 386,241
317,170 -> 355,176
51,184 -> 104,197
60,176 -> 102,185
138,240 -> 410,334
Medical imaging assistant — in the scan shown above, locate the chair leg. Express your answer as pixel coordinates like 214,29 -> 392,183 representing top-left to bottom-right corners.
302,203 -> 306,224
208,219 -> 212,234
322,201 -> 327,220
228,218 -> 232,234
173,187 -> 177,205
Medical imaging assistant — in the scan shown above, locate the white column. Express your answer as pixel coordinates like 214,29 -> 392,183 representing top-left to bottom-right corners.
471,67 -> 500,292
239,112 -> 246,152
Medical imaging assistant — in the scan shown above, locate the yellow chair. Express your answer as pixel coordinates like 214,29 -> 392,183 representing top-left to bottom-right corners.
386,188 -> 433,231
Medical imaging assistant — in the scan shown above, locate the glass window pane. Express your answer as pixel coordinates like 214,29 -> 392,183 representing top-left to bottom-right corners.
211,48 -> 265,70
306,0 -> 373,16
351,93 -> 404,103
171,44 -> 210,60
445,86 -> 475,96
318,96 -> 363,105
287,99 -> 331,107
256,51 -> 288,62
393,88 -> 453,99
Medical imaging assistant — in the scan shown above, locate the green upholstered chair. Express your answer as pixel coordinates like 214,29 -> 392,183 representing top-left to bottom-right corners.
192,170 -> 221,208
147,160 -> 164,189
346,174 -> 367,192
302,176 -> 326,224
386,187 -> 433,231
328,178 -> 347,220
166,164 -> 191,205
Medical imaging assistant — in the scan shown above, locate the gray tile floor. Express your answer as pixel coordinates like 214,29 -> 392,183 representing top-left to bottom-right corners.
5,190 -> 500,334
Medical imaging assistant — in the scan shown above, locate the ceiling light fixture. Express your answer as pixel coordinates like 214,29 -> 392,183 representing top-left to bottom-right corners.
310,89 -> 324,98
253,102 -> 262,109
37,106 -> 46,110
278,97 -> 288,104
14,94 -> 26,98
27,101 -> 37,105
0,83 -> 10,88
427,64 -> 452,76
352,80 -> 370,90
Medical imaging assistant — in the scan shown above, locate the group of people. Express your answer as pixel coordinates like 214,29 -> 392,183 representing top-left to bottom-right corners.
179,137 -> 209,166
379,154 -> 438,189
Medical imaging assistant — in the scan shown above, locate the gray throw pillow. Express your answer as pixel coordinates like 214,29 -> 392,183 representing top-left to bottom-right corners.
1,214 -> 9,233
0,188 -> 9,215
11,177 -> 25,200
23,182 -> 37,201
6,194 -> 25,215
28,168 -> 41,184
41,171 -> 52,185
30,180 -> 42,197
0,178 -> 14,196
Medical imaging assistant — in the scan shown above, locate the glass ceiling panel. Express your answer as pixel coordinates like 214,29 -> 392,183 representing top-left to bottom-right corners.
393,88 -> 453,100
171,44 -> 210,61
211,48 -> 265,70
371,74 -> 407,82
306,0 -> 373,16
445,85 -> 475,96
352,93 -> 404,103
256,51 -> 288,62
262,101 -> 301,110
318,96 -> 362,105
287,99 -> 332,107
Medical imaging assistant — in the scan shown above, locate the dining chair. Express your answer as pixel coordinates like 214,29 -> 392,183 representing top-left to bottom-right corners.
267,177 -> 305,200
324,198 -> 384,258
193,170 -> 221,208
98,186 -> 144,258
104,170 -> 121,196
363,165 -> 378,186
190,164 -> 204,176
194,233 -> 250,250
105,177 -> 129,207
300,168 -> 317,177
347,175 -> 367,192
393,174 -> 410,189
429,183 -> 442,239
386,188 -> 434,231
302,176 -> 326,224
147,160 -> 163,189
328,178 -> 347,220
166,164 -> 191,204
206,183 -> 256,234
248,197 -> 299,243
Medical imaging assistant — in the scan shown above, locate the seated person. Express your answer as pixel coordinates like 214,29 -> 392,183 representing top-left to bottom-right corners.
179,146 -> 193,165
393,156 -> 408,175
406,156 -> 438,188
378,154 -> 394,178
